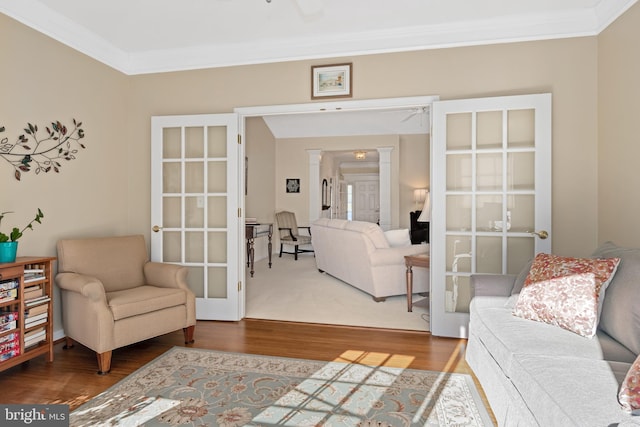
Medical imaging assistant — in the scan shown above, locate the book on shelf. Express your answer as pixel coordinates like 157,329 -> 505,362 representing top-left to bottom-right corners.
0,332 -> 18,344
0,348 -> 20,362
24,338 -> 45,349
24,328 -> 46,349
0,334 -> 20,353
25,303 -> 48,318
0,288 -> 18,303
25,330 -> 45,347
24,272 -> 46,283
0,312 -> 18,332
24,327 -> 45,339
24,284 -> 44,300
25,311 -> 48,325
24,317 -> 47,328
25,296 -> 50,307
0,279 -> 19,292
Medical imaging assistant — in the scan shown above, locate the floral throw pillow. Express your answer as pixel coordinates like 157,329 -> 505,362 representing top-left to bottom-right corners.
619,354 -> 640,415
512,253 -> 620,338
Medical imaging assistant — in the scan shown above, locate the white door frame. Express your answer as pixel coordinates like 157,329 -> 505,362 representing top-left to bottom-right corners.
235,96 -> 439,228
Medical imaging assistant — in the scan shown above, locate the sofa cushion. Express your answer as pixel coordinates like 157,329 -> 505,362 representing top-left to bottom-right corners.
619,353 -> 640,415
470,297 -> 636,377
509,354 -> 634,426
383,229 -> 411,247
513,253 -> 620,337
592,242 -> 640,355
343,221 -> 389,249
326,218 -> 349,229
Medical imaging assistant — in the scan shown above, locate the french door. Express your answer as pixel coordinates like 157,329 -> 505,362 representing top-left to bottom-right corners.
430,94 -> 552,338
150,114 -> 242,320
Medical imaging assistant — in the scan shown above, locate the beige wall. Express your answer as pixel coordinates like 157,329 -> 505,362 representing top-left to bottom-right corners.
124,36 -> 599,256
6,3 -> 640,330
400,134 -> 430,229
1,14 -> 130,255
598,3 -> 640,247
245,117 -> 276,225
274,135 -> 401,227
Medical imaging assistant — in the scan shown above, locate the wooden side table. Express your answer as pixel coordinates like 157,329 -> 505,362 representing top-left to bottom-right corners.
404,253 -> 430,312
246,223 -> 273,277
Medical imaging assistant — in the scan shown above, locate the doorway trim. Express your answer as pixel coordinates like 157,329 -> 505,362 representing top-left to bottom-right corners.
235,95 -> 439,227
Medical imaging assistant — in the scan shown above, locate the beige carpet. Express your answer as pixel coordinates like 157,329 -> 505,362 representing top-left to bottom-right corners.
246,254 -> 430,331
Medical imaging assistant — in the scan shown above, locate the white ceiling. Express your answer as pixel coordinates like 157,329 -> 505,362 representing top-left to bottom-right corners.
0,0 -> 636,76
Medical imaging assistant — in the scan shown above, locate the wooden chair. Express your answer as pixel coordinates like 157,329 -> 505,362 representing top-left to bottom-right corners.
275,211 -> 313,260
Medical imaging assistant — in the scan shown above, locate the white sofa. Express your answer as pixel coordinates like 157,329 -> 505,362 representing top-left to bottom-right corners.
466,242 -> 640,426
310,218 -> 429,301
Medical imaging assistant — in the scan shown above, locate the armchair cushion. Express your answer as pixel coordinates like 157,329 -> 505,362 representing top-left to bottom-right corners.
57,234 -> 148,292
108,285 -> 188,320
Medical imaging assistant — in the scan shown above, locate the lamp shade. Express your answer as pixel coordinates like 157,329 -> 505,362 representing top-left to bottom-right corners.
417,191 -> 430,222
413,188 -> 428,204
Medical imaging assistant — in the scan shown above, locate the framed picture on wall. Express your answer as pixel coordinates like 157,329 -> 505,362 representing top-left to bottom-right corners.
286,178 -> 300,193
311,63 -> 352,99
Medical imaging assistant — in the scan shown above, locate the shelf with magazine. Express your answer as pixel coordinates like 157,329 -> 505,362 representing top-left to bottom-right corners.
0,256 -> 56,371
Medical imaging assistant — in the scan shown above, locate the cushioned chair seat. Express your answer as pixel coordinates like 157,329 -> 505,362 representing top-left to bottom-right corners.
280,234 -> 311,244
107,286 -> 187,320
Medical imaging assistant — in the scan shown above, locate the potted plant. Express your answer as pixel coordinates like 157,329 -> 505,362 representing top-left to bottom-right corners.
0,208 -> 44,263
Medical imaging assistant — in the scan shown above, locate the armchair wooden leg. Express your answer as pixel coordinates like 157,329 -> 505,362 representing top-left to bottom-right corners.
279,243 -> 284,258
183,325 -> 195,344
294,245 -> 299,260
96,351 -> 112,375
63,337 -> 74,349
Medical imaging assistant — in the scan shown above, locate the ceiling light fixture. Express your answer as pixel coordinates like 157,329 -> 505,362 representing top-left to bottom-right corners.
354,151 -> 366,160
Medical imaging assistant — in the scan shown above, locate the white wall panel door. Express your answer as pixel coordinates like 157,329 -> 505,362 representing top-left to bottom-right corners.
354,180 -> 380,223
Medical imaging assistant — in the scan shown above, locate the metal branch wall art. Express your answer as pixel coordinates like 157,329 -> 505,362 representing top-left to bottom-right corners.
0,119 -> 86,180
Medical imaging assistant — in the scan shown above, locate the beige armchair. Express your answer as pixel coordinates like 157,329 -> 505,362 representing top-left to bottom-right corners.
275,211 -> 313,260
55,235 -> 196,374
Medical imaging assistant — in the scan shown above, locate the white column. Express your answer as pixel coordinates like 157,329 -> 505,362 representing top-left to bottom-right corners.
377,147 -> 393,230
307,149 -> 322,224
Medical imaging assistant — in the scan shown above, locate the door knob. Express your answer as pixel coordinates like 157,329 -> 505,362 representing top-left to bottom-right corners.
531,230 -> 549,239
152,225 -> 162,233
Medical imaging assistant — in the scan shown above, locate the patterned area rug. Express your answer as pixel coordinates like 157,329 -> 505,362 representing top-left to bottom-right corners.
71,347 -> 492,427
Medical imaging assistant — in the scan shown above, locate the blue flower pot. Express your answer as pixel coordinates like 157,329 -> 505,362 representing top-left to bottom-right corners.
0,242 -> 18,263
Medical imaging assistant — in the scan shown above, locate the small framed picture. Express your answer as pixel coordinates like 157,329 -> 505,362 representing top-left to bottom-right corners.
311,63 -> 352,99
286,178 -> 300,193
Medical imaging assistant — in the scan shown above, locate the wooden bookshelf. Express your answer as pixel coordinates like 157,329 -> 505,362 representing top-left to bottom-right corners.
0,256 -> 55,372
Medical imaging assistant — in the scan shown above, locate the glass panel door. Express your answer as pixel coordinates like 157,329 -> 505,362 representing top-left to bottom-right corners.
431,94 -> 552,338
151,114 -> 240,320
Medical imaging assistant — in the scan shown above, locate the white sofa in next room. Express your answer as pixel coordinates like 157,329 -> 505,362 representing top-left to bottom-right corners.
310,218 -> 430,301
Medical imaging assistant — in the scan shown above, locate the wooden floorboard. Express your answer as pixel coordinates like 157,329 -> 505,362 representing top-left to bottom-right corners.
0,319 -> 495,424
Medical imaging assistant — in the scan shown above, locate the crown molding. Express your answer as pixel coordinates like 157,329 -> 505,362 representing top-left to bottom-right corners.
1,0 -> 637,75
0,0 -> 129,73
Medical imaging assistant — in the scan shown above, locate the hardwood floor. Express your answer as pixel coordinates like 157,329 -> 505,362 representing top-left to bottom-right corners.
0,319 -> 495,424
